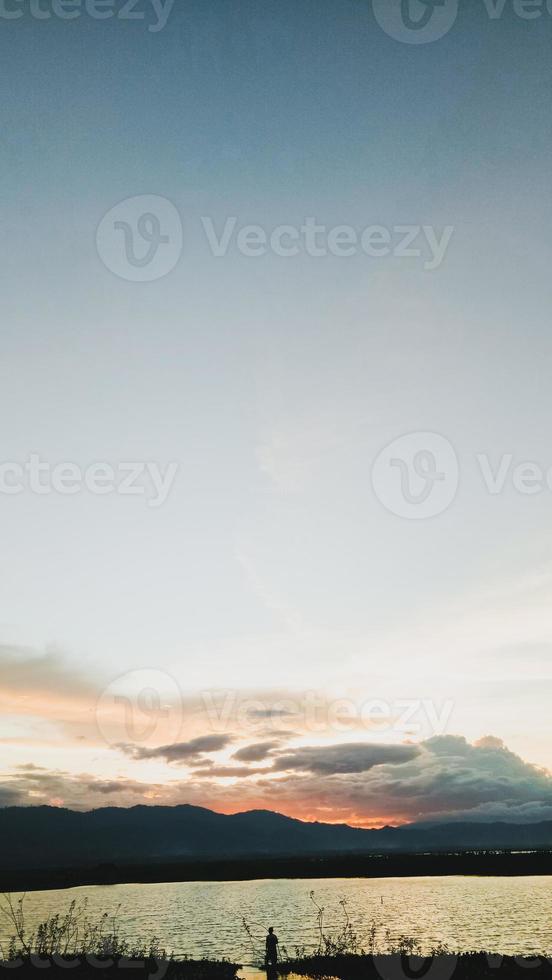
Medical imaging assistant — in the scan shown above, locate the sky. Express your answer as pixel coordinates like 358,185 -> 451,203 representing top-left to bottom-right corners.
1,0 -> 552,827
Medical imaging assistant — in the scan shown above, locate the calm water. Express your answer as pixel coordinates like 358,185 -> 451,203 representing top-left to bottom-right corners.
1,877 -> 551,963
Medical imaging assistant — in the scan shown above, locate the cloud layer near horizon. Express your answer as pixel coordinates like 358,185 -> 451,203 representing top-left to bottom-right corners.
2,734 -> 552,827
2,645 -> 552,826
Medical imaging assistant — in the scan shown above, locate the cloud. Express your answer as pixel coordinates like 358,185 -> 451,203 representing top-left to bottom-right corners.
2,735 -> 551,828
233,741 -> 280,762
0,644 -> 113,746
1,652 -> 337,755
192,765 -> 271,778
83,779 -> 149,796
474,735 -> 506,750
0,785 -> 24,807
259,735 -> 552,825
247,708 -> 299,720
119,734 -> 233,764
417,800 -> 552,824
0,644 -> 97,699
272,742 -> 420,774
406,735 -> 552,818
255,417 -> 341,494
0,768 -> 157,809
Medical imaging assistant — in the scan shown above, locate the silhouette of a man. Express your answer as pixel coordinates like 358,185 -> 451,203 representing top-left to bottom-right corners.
265,926 -> 279,969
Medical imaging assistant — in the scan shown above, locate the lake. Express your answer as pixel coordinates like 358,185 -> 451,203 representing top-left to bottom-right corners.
1,877 -> 551,963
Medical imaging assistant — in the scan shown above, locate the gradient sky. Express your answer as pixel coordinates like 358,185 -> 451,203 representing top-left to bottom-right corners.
1,0 -> 552,826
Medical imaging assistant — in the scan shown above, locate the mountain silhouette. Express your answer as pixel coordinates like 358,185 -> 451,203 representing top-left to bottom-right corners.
1,804 -> 552,869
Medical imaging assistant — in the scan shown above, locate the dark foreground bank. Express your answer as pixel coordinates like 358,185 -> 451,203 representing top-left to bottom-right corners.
2,850 -> 552,893
0,959 -> 240,980
3,954 -> 552,980
279,953 -> 552,980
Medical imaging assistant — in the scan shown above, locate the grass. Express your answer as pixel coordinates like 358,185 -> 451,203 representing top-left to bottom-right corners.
279,952 -> 552,980
0,894 -> 241,980
245,891 -> 552,979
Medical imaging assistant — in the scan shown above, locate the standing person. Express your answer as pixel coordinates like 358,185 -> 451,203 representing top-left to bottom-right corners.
265,927 -> 279,969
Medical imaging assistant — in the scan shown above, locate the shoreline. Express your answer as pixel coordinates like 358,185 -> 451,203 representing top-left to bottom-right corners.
3,953 -> 552,980
2,849 -> 552,894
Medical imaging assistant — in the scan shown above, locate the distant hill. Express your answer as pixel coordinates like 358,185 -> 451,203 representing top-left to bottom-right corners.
1,804 -> 552,869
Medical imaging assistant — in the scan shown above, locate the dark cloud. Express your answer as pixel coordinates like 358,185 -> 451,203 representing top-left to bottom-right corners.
0,785 -> 24,806
120,734 -> 233,764
248,708 -> 298,719
258,728 -> 300,739
233,741 -> 280,762
257,736 -> 552,825
192,765 -> 271,778
416,801 -> 552,824
83,780 -> 147,796
273,742 -> 420,774
404,735 -> 552,817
